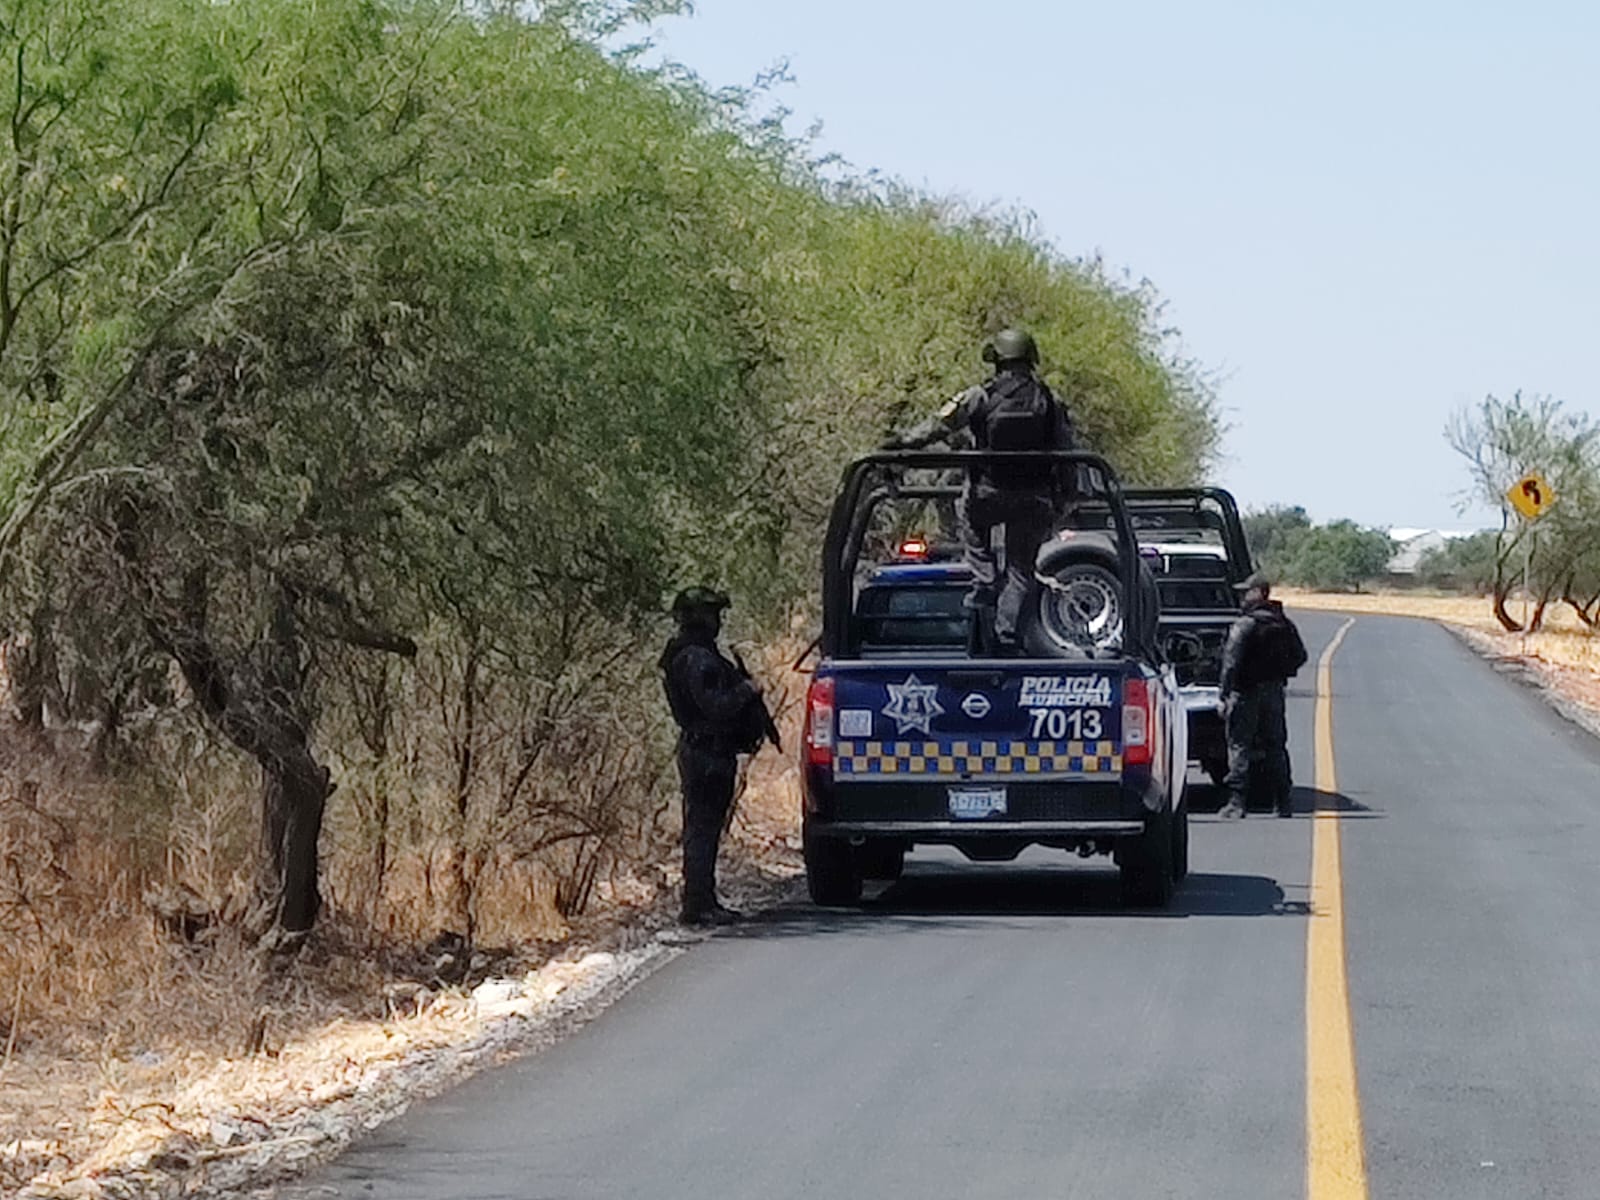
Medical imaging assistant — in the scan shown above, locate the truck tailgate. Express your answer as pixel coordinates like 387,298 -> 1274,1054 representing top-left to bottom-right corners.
828,661 -> 1126,784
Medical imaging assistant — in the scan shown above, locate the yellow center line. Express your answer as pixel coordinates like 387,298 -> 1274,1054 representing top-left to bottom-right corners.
1308,617 -> 1366,1199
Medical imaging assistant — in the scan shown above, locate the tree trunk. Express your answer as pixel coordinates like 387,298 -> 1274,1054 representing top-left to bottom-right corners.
8,640 -> 46,729
89,692 -> 123,774
149,572 -> 333,948
371,781 -> 390,920
1491,526 -> 1524,631
1492,586 -> 1523,632
256,734 -> 332,940
451,639 -> 481,944
1561,592 -> 1596,627
6,623 -> 57,729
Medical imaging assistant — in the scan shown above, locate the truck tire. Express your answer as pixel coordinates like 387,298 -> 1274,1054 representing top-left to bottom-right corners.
1020,562 -> 1124,658
1171,797 -> 1189,883
856,840 -> 906,882
1020,533 -> 1160,658
1119,808 -> 1175,908
805,828 -> 863,906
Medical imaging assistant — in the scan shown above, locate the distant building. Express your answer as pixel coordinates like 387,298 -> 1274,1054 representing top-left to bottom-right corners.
1385,528 -> 1477,576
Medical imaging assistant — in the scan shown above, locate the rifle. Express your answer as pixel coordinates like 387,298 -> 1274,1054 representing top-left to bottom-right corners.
731,649 -> 783,753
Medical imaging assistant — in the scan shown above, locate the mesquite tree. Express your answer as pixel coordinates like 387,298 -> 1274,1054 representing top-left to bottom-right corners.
6,0 -> 1226,946
11,0 -> 767,943
1448,392 -> 1600,631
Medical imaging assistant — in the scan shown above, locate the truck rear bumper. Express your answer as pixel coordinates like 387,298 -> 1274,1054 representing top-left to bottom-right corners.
804,769 -> 1166,825
809,819 -> 1146,839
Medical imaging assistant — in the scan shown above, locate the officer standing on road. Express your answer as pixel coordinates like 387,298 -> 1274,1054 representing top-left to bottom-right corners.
1218,575 -> 1308,819
881,329 -> 1076,651
659,587 -> 769,926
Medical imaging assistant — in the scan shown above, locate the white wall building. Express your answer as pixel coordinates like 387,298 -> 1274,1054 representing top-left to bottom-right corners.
1385,528 -> 1478,575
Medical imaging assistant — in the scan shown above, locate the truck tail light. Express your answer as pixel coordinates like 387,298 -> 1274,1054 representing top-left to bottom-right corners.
805,676 -> 835,767
1124,676 -> 1151,766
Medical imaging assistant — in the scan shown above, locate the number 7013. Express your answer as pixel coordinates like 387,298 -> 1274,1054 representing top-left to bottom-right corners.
1029,708 -> 1103,740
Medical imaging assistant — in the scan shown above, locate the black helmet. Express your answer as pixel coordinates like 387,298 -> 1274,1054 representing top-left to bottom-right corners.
983,328 -> 1039,367
671,586 -> 731,621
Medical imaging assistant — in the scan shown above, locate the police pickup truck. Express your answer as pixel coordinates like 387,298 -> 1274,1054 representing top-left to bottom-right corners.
800,451 -> 1189,908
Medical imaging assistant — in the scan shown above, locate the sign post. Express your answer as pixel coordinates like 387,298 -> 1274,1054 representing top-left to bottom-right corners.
1505,471 -> 1556,654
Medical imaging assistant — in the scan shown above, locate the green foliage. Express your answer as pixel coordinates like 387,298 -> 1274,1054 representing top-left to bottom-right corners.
1278,522 -> 1394,592
0,0 -> 469,562
2,0 -> 1227,935
1447,392 -> 1600,628
1242,505 -> 1312,579
1416,533 -> 1499,594
1243,506 -> 1391,592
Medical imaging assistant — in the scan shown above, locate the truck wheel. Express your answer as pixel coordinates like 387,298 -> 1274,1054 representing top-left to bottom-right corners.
805,829 -> 863,906
1171,798 -> 1189,883
1021,561 -> 1125,658
1119,808 -> 1175,908
856,840 -> 906,882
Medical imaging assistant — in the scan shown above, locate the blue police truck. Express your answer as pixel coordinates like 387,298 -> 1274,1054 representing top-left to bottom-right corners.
800,451 -> 1190,908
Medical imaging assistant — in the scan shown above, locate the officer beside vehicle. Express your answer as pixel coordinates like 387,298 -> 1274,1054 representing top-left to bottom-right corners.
659,587 -> 779,925
881,329 -> 1076,651
1217,575 -> 1307,819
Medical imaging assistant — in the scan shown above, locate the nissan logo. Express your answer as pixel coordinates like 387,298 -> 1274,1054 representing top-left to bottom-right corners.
961,692 -> 992,719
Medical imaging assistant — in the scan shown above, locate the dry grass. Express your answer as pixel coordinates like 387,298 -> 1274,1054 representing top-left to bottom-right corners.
1278,588 -> 1600,676
0,643 -> 808,1195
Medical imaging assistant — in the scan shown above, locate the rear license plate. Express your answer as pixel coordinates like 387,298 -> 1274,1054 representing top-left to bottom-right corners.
948,787 -> 1007,820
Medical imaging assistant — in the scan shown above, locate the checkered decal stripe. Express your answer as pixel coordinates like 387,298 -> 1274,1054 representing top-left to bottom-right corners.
834,740 -> 1123,779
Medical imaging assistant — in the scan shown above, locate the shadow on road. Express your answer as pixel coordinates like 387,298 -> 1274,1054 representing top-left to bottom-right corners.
1187,783 -> 1378,817
871,867 -> 1293,919
727,866 -> 1301,939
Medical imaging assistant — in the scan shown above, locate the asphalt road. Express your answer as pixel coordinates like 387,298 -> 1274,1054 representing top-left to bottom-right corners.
290,612 -> 1600,1199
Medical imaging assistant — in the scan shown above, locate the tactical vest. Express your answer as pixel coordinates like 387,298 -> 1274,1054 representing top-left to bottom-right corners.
978,373 -> 1054,449
661,644 -> 704,732
973,373 -> 1057,487
661,640 -> 765,753
1254,616 -> 1308,682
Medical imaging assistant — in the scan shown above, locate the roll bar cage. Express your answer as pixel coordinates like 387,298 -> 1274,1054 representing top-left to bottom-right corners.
819,451 -> 1152,660
1120,487 -> 1254,584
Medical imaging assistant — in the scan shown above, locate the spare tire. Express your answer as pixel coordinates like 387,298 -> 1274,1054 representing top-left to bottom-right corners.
1020,534 -> 1124,657
1019,533 -> 1161,659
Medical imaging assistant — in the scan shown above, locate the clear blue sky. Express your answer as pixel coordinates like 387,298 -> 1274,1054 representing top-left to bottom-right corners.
646,1 -> 1599,531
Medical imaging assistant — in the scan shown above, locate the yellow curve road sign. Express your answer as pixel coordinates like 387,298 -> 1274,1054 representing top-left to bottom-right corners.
1507,472 -> 1555,520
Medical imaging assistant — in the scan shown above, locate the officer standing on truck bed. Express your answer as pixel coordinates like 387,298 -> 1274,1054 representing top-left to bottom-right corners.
1217,574 -> 1307,819
881,329 -> 1076,652
659,587 -> 778,925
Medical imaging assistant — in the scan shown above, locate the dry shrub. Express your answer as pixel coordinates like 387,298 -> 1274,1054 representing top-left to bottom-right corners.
0,624 -> 764,1066
0,628 -> 808,1192
0,724 -> 270,1062
316,634 -> 683,945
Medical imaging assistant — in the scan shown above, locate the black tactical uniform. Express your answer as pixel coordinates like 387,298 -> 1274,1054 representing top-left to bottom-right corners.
660,587 -> 764,925
1218,577 -> 1307,819
884,330 -> 1076,647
